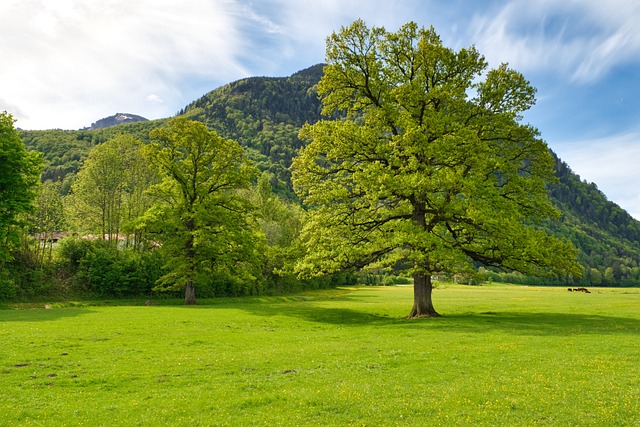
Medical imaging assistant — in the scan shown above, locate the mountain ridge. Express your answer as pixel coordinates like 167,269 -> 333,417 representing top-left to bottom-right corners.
84,112 -> 148,130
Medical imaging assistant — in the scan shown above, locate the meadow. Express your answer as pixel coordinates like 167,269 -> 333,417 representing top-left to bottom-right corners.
1,284 -> 638,426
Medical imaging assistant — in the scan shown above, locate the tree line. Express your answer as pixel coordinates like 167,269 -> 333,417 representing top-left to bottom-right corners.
2,114 -> 354,303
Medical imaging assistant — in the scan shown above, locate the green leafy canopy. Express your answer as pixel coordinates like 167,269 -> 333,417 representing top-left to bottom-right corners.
292,20 -> 581,316
143,117 -> 260,304
0,111 -> 42,263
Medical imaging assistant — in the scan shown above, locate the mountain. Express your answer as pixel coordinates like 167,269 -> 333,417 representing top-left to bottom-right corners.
545,155 -> 640,285
178,64 -> 326,196
84,113 -> 148,130
20,64 -> 640,286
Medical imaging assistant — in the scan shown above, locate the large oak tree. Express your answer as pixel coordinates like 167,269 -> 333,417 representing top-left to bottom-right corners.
292,21 -> 581,317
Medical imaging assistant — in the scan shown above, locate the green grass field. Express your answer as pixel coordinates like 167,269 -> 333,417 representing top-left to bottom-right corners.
1,284 -> 638,426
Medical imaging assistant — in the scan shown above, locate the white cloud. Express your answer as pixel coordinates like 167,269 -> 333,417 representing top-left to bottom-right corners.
2,0 -> 426,129
553,131 -> 640,219
0,0 -> 253,129
145,94 -> 164,104
2,0 -> 445,130
469,0 -> 640,83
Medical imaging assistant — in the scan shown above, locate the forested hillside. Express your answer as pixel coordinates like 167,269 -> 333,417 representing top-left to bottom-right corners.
179,64 -> 325,196
545,155 -> 640,285
19,64 -> 640,286
20,120 -> 167,194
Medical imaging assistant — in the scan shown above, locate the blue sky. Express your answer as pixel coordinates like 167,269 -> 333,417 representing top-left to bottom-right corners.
1,0 -> 639,217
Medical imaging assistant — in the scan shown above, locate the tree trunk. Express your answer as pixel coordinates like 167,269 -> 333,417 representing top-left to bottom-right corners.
184,281 -> 196,305
184,217 -> 196,305
408,201 -> 439,318
408,271 -> 440,318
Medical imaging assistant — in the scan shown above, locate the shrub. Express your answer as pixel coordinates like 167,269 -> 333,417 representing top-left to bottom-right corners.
77,244 -> 164,298
0,270 -> 17,301
57,236 -> 93,271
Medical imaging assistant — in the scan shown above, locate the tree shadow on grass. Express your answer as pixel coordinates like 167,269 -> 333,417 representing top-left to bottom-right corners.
0,298 -> 182,322
248,305 -> 395,326
239,302 -> 640,337
0,307 -> 94,322
409,311 -> 640,337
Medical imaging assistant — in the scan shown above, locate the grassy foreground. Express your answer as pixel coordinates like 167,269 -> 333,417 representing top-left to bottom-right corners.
1,284 -> 639,426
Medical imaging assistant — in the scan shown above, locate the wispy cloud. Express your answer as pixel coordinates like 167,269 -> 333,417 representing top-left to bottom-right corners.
469,0 -> 640,83
0,0 -> 253,129
145,94 -> 164,104
257,0 -> 422,73
1,0 -> 440,130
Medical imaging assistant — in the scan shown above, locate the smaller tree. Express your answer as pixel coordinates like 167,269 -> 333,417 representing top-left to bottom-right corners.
242,172 -> 305,290
66,134 -> 153,245
32,180 -> 65,264
603,267 -> 615,286
144,117 -> 259,304
589,268 -> 602,286
248,172 -> 303,248
0,112 -> 42,264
